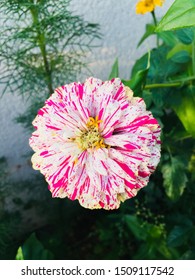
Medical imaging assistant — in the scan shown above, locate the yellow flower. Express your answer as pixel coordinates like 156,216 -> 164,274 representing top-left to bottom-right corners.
136,0 -> 164,15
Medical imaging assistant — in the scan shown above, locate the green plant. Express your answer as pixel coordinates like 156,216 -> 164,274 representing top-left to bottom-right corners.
0,0 -> 100,128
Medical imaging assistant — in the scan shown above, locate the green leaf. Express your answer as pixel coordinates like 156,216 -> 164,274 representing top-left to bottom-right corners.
131,53 -> 148,77
167,43 -> 192,60
152,91 -> 164,108
161,156 -> 188,201
156,0 -> 195,31
167,226 -> 192,247
142,90 -> 153,108
174,90 -> 195,137
125,215 -> 147,241
147,45 -> 181,80
158,31 -> 179,47
189,154 -> 195,181
170,50 -> 191,63
175,28 -> 194,44
138,24 -> 156,47
15,247 -> 24,260
22,233 -> 53,260
150,106 -> 164,117
123,53 -> 150,95
109,58 -> 119,79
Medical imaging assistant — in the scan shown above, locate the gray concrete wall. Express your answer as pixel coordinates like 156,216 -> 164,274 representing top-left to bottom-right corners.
0,0 -> 174,178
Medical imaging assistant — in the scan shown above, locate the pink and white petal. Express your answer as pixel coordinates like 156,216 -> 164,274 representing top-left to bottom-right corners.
65,164 -> 87,200
79,192 -> 102,210
105,133 -> 141,150
106,157 -> 136,185
55,82 -> 83,104
99,101 -> 122,138
85,152 -> 102,190
104,78 -> 126,101
82,77 -> 103,115
91,148 -> 109,176
114,98 -> 148,133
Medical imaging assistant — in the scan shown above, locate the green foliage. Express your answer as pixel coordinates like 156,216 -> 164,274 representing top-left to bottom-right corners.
156,0 -> 195,31
138,24 -> 156,47
173,89 -> 195,137
161,156 -> 188,201
0,0 -> 101,128
167,225 -> 194,248
21,233 -> 53,260
123,53 -> 150,95
15,247 -> 24,260
109,58 -> 119,79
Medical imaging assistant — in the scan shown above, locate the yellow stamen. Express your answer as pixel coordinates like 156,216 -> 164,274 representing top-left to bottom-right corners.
71,116 -> 109,151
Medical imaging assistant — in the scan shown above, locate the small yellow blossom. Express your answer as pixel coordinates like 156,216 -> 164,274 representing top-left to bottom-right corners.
136,0 -> 164,15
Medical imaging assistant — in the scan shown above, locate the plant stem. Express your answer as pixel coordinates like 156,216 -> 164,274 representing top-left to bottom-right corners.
145,76 -> 195,90
151,11 -> 159,47
145,82 -> 181,89
30,4 -> 53,95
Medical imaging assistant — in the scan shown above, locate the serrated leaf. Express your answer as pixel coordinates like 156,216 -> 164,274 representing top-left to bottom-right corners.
138,24 -> 156,47
161,156 -> 188,201
147,45 -> 181,80
156,0 -> 195,31
109,58 -> 119,79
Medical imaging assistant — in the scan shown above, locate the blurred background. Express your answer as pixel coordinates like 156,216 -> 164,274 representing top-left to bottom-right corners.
1,0 -> 195,260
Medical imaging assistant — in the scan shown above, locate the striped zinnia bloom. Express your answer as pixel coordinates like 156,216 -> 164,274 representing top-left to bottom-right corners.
29,77 -> 161,210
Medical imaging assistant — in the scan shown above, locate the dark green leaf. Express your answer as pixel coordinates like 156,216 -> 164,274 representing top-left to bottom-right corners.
167,226 -> 192,247
175,28 -> 194,44
156,0 -> 195,31
131,53 -> 148,77
109,58 -> 119,79
22,233 -> 53,260
150,106 -> 164,117
142,90 -> 152,108
124,53 -> 150,95
125,215 -> 147,241
167,43 -> 192,60
148,45 -> 181,80
152,91 -> 164,108
161,156 -> 188,201
170,50 -> 191,63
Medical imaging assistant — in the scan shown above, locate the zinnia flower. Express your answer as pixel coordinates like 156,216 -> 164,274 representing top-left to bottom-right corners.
136,0 -> 164,15
29,77 -> 161,210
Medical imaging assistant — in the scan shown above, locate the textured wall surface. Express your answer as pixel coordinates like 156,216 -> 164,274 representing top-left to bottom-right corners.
0,0 -> 174,178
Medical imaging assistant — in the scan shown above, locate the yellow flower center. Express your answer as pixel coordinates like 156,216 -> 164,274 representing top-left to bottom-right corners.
74,116 -> 108,150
